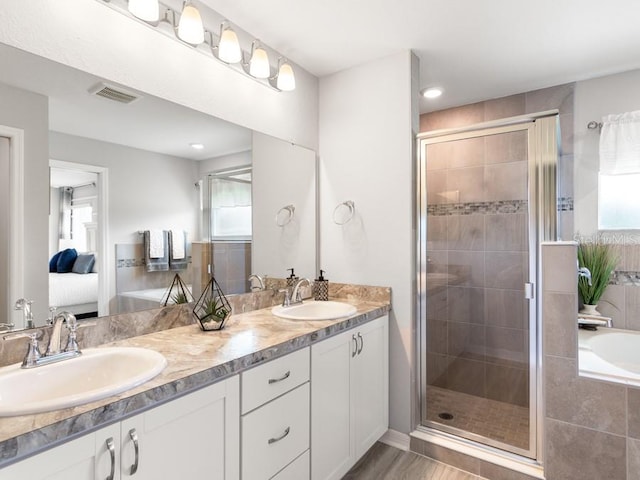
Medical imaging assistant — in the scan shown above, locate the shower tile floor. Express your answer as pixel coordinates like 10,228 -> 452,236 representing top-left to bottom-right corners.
426,386 -> 529,451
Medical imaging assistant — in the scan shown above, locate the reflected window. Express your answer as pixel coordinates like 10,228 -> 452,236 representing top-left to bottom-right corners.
209,167 -> 252,240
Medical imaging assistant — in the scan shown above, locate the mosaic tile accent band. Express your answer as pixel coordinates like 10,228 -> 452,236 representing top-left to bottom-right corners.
427,197 -> 573,217
117,257 -> 191,268
610,271 -> 640,286
558,196 -> 574,212
427,200 -> 528,216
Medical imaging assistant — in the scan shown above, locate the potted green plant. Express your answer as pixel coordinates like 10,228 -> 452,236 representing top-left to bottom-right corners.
202,297 -> 229,324
192,277 -> 232,331
162,273 -> 193,306
577,241 -> 618,315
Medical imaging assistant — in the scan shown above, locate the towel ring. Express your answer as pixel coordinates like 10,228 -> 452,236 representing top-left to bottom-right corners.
276,204 -> 295,227
333,200 -> 355,225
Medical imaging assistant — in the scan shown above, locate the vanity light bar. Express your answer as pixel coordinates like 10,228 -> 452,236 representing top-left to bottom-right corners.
98,0 -> 295,92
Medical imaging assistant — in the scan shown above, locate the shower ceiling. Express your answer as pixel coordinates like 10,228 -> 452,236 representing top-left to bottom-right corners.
201,0 -> 640,113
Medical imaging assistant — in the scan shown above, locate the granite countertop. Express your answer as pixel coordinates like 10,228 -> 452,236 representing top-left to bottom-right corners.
0,297 -> 390,467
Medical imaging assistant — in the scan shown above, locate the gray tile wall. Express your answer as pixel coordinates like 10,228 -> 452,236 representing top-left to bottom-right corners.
542,242 -> 640,480
586,238 -> 640,331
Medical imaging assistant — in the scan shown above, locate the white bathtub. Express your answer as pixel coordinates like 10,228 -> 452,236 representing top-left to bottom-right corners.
579,327 -> 640,386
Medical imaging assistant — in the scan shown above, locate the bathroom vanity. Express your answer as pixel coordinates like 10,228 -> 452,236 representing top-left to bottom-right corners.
0,287 -> 390,480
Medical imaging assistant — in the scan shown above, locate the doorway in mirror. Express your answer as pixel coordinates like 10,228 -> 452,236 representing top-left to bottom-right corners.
48,160 -> 106,320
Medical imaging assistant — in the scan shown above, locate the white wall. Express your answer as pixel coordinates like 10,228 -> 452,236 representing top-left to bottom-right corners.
0,0 -> 318,151
50,132 -> 199,307
0,83 -> 49,323
198,150 -> 252,177
318,51 -> 419,434
574,68 -> 640,235
0,137 -> 9,323
252,132 -> 317,280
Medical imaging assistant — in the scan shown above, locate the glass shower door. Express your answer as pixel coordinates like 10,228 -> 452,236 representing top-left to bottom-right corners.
420,122 -> 538,457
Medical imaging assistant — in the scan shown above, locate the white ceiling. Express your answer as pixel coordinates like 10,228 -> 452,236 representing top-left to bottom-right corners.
201,0 -> 640,112
0,44 -> 252,161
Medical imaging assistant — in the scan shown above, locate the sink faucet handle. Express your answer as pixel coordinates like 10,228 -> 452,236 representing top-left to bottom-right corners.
64,315 -> 81,353
22,333 -> 42,368
278,288 -> 292,307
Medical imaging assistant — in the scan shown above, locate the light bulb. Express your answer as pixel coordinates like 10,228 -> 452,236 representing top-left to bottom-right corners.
218,26 -> 242,64
276,61 -> 296,91
249,42 -> 270,79
177,3 -> 205,45
422,87 -> 443,99
128,0 -> 160,22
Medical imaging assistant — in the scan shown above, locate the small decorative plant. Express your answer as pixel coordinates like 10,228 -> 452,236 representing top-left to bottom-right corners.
161,273 -> 193,306
171,291 -> 190,305
577,240 -> 618,310
192,277 -> 231,331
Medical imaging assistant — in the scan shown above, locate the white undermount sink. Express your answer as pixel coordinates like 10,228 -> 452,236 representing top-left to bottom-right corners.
0,347 -> 167,417
272,301 -> 357,321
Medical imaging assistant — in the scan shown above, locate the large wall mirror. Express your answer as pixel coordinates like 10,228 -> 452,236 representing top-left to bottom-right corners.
0,42 -> 317,329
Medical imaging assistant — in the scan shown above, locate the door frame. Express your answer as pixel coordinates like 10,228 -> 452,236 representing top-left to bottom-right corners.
0,125 -> 25,327
50,159 -> 109,317
415,111 -> 559,463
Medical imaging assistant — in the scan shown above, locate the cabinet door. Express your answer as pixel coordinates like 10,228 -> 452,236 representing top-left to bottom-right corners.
310,328 -> 355,480
352,315 -> 389,459
0,423 -> 120,480
120,376 -> 239,480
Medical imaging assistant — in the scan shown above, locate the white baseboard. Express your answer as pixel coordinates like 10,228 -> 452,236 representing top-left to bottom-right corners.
379,429 -> 410,451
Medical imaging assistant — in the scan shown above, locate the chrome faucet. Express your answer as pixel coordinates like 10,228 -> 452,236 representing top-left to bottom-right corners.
22,311 -> 81,369
14,298 -> 34,329
291,278 -> 311,304
248,274 -> 265,291
577,260 -> 592,286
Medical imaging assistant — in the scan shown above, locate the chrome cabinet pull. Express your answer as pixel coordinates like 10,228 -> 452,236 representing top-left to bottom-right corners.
105,437 -> 116,480
357,332 -> 364,355
268,370 -> 291,384
129,428 -> 140,475
352,334 -> 357,357
268,426 -> 291,445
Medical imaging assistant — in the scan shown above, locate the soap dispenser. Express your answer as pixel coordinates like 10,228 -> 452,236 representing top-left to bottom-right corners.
314,270 -> 329,301
286,268 -> 299,287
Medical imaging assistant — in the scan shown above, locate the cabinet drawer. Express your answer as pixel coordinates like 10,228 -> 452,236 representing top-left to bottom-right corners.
242,347 -> 309,413
242,383 -> 310,480
272,450 -> 310,480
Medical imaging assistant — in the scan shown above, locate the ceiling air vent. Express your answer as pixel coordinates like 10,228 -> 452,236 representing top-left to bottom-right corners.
89,83 -> 140,104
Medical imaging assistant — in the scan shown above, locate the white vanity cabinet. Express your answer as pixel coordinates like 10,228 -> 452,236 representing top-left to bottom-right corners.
0,422 -> 121,480
1,376 -> 240,480
310,315 -> 389,480
240,347 -> 311,480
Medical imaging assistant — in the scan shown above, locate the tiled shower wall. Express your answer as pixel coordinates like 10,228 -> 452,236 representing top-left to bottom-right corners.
421,84 -> 575,411
542,242 -> 640,480
424,131 -> 530,408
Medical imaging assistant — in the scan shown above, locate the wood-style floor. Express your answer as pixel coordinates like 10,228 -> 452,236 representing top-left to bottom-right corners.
343,442 -> 486,480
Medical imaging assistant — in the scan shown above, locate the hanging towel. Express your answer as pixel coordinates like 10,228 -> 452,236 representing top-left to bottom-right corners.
144,230 -> 169,272
169,230 -> 188,271
170,230 -> 186,260
148,229 -> 165,258
599,110 -> 640,175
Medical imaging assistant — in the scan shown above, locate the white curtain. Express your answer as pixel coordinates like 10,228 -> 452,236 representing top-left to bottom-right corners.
599,110 -> 640,175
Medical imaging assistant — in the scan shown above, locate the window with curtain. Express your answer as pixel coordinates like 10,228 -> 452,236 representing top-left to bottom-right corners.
209,169 -> 252,239
598,110 -> 640,229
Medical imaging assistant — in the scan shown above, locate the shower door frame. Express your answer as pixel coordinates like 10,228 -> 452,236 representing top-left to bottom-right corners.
416,111 -> 559,463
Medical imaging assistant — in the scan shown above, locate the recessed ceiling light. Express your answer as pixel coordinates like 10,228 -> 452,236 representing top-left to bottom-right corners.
190,143 -> 205,150
421,87 -> 443,99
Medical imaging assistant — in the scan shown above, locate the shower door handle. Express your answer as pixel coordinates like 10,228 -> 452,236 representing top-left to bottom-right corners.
524,283 -> 535,300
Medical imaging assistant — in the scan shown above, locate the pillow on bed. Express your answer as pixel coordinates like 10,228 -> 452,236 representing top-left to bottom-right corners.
49,251 -> 62,272
72,254 -> 96,274
56,248 -> 78,273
